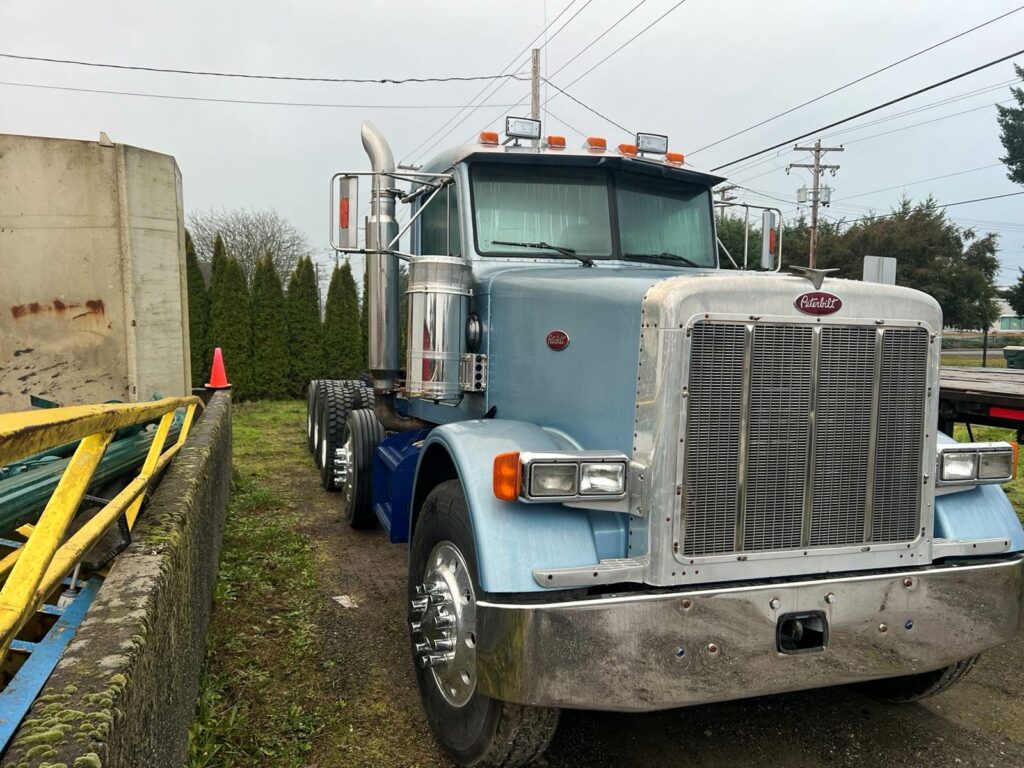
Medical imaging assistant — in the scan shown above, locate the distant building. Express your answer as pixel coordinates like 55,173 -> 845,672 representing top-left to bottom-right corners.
995,298 -> 1023,333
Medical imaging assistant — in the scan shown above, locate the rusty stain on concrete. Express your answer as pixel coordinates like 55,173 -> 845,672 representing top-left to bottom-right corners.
9,299 -> 106,320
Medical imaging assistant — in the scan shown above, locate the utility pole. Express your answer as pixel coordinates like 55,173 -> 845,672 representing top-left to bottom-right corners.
715,184 -> 737,223
531,48 -> 541,147
788,139 -> 843,268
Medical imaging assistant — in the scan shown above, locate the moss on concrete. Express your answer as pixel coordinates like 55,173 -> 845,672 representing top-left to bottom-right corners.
2,392 -> 231,768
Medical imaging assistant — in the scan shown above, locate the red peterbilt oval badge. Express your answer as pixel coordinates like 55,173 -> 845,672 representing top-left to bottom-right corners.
794,291 -> 842,315
546,330 -> 570,351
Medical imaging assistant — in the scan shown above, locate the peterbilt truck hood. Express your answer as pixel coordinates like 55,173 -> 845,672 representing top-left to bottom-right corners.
481,265 -> 942,456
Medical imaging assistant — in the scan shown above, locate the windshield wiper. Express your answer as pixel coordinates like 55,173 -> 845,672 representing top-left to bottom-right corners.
622,251 -> 702,269
491,240 -> 595,267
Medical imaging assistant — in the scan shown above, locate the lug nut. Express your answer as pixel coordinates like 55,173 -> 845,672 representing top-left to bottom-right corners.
410,621 -> 422,634
414,641 -> 432,653
433,637 -> 456,651
411,597 -> 429,614
419,653 -> 452,669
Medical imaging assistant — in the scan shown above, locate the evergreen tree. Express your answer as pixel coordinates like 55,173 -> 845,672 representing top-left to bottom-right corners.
818,197 -> 1000,331
323,261 -> 362,379
286,256 -> 325,395
210,234 -> 228,294
210,255 -> 252,399
250,253 -> 290,399
997,64 -> 1024,186
185,230 -> 211,387
1005,269 -> 1024,319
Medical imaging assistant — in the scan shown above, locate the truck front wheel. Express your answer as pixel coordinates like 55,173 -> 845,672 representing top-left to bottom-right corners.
409,480 -> 559,768
857,656 -> 979,703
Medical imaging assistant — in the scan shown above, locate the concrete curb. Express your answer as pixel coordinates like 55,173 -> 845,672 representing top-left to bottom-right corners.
3,391 -> 232,768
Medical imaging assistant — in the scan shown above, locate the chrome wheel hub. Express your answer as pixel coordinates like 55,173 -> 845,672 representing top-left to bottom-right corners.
336,435 -> 354,501
411,541 -> 477,707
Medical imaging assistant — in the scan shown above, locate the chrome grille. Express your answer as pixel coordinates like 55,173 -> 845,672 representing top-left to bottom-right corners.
682,323 -> 744,556
744,326 -> 813,551
681,321 -> 928,557
810,327 -> 875,546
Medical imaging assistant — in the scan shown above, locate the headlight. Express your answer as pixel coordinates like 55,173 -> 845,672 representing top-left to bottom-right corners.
940,451 -> 977,482
580,462 -> 626,495
492,451 -> 630,502
937,442 -> 1017,486
529,463 -> 578,497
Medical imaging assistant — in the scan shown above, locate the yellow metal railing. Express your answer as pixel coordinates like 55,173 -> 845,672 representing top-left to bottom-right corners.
0,396 -> 203,664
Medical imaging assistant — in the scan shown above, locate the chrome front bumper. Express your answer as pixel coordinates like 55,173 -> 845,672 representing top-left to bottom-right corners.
475,558 -> 1024,712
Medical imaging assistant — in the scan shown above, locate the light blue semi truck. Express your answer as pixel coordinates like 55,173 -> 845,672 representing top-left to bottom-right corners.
307,118 -> 1024,768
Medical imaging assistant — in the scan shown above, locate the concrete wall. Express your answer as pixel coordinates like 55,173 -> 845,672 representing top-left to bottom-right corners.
2,391 -> 231,768
0,133 -> 191,413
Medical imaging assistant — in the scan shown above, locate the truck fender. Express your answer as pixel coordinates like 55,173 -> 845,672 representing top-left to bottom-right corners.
933,431 -> 1024,551
934,485 -> 1024,551
410,419 -> 608,594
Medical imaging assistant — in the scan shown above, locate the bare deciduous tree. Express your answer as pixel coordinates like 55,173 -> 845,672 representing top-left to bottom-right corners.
187,208 -> 311,281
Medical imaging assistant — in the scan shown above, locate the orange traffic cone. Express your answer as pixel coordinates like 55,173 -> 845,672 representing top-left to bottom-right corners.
206,347 -> 231,390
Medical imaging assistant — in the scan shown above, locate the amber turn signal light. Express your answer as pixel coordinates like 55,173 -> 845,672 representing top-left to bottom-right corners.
493,451 -> 522,501
479,131 -> 500,145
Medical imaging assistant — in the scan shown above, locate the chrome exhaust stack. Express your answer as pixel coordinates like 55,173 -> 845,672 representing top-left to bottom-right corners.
360,120 -> 429,431
361,120 -> 400,393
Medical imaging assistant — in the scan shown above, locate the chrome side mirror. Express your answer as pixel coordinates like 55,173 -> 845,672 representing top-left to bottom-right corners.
761,210 -> 778,271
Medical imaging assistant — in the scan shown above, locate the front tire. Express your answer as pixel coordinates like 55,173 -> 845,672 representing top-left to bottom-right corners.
857,656 -> 979,703
409,480 -> 559,768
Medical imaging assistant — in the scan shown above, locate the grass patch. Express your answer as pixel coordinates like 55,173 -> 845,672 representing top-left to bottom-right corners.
188,401 -> 323,768
942,355 -> 1008,368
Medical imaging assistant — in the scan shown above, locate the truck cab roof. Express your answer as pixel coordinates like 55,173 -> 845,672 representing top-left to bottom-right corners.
420,141 -> 726,189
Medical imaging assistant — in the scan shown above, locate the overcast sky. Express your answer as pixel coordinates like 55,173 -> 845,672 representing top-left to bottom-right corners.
2,0 -> 1022,288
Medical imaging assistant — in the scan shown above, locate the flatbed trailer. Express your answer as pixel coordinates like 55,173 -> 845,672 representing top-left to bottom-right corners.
939,366 -> 1024,441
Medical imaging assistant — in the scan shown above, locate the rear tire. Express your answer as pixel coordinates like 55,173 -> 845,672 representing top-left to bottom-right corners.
306,379 -> 326,453
342,408 -> 385,528
409,480 -> 559,767
857,656 -> 979,703
318,381 -> 372,490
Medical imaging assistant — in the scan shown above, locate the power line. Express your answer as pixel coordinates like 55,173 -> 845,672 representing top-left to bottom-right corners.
547,0 -> 649,80
542,78 -> 631,133
711,47 -> 1024,172
493,0 -> 691,147
409,0 -> 592,163
838,100 -> 1012,146
0,51 -> 531,85
841,191 -> 1024,224
690,4 -> 1024,156
835,161 -> 1008,202
548,0 -> 691,96
729,77 -> 1019,182
0,79 -> 525,109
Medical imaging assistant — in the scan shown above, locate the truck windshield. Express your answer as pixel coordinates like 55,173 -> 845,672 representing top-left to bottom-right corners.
471,163 -> 715,267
